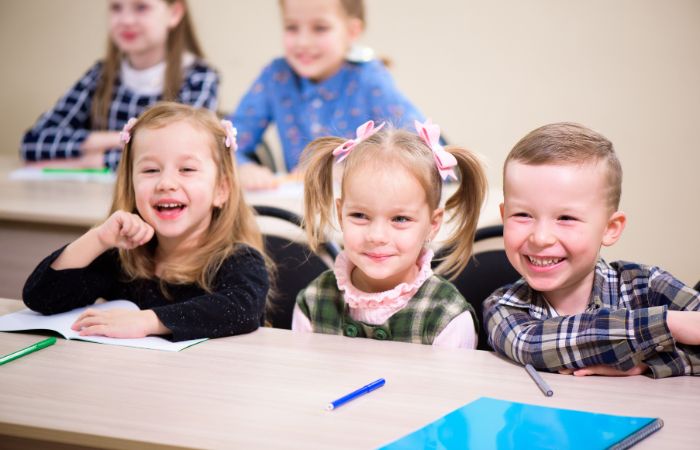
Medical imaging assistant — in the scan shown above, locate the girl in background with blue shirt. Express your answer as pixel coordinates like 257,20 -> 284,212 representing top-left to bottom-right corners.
20,0 -> 218,170
231,0 -> 425,190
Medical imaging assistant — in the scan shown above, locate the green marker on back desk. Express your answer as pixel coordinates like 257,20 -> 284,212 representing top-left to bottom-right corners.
42,167 -> 110,174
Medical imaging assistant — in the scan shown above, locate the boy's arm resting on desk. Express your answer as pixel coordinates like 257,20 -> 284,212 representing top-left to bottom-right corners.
666,311 -> 700,344
483,283 -> 674,373
484,275 -> 700,378
150,246 -> 269,341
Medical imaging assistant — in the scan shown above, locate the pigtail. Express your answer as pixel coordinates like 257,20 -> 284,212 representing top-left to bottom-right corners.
301,137 -> 345,252
435,146 -> 488,279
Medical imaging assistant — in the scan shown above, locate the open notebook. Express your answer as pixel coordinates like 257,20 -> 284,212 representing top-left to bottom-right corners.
0,300 -> 206,352
380,397 -> 663,450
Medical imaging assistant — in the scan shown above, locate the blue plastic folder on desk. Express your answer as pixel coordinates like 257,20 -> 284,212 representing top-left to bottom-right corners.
379,397 -> 662,450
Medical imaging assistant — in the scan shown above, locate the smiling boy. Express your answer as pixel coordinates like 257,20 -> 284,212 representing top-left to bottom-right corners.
484,122 -> 700,378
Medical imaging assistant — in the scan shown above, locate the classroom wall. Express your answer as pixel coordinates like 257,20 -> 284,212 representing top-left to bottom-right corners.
1,0 -> 698,285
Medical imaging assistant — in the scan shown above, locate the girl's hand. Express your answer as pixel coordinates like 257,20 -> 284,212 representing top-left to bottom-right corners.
96,211 -> 154,250
81,131 -> 122,155
238,163 -> 279,191
558,363 -> 649,377
71,308 -> 169,338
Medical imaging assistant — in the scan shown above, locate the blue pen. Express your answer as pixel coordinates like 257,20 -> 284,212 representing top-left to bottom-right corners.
326,378 -> 386,411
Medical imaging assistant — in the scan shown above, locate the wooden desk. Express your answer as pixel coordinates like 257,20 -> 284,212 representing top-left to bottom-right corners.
0,299 -> 698,449
0,156 -> 502,299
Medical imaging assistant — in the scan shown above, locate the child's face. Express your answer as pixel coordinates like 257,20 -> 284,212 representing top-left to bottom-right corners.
337,165 -> 442,293
108,0 -> 183,67
281,0 -> 362,82
501,161 -> 625,306
131,120 -> 228,249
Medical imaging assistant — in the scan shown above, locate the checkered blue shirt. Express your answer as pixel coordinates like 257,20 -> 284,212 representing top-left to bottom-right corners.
20,60 -> 218,169
484,259 -> 700,378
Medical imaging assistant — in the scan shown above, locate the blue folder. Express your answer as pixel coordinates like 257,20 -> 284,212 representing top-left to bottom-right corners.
379,397 -> 662,450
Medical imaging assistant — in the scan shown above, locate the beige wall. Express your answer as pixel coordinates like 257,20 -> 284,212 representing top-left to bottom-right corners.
1,0 -> 698,285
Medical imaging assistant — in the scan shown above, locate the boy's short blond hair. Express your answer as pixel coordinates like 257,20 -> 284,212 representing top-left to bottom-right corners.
504,122 -> 623,210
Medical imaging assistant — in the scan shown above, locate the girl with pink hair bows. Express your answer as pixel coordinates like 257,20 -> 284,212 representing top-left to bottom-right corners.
293,119 -> 488,348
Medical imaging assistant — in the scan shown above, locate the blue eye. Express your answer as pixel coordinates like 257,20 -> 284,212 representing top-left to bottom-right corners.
134,2 -> 149,13
393,216 -> 411,223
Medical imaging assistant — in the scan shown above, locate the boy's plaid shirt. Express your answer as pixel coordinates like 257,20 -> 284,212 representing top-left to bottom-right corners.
484,259 -> 700,378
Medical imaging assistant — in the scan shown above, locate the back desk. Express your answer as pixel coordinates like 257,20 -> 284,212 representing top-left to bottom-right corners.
0,156 -> 502,299
0,299 -> 699,449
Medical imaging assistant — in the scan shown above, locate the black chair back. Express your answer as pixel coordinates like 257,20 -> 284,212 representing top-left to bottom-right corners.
435,225 -> 520,351
254,206 -> 339,329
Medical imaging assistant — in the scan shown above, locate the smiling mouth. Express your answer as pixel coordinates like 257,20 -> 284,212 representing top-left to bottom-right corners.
365,253 -> 393,262
527,256 -> 564,267
155,202 -> 185,212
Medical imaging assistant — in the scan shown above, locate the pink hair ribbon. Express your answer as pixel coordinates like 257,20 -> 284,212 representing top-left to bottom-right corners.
221,119 -> 238,151
415,119 -> 457,181
119,118 -> 137,145
332,120 -> 385,163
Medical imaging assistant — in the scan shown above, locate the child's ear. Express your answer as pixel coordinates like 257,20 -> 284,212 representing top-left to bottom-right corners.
347,17 -> 364,42
335,198 -> 344,231
213,177 -> 230,208
499,202 -> 505,222
168,0 -> 185,29
602,211 -> 626,247
428,208 -> 444,242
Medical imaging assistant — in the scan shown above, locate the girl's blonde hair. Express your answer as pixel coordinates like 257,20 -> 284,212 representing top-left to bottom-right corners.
112,102 -> 265,292
302,125 -> 487,279
92,0 -> 204,129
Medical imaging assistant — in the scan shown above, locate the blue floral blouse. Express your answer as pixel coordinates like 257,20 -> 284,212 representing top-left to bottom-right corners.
230,58 -> 425,171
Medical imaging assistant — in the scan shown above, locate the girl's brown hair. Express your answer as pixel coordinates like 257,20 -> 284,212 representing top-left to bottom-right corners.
302,124 -> 487,279
91,0 -> 205,129
112,102 -> 264,292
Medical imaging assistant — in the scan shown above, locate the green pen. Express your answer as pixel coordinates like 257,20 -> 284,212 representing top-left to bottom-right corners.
0,337 -> 57,366
42,167 -> 110,174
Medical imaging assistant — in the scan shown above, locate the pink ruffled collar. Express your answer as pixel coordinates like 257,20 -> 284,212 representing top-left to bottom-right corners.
334,249 -> 434,310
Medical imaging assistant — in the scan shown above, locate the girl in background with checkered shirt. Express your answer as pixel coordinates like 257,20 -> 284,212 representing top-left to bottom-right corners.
292,120 -> 487,348
20,0 -> 218,170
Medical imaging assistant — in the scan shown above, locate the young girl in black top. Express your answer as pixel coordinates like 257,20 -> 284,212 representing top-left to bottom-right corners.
23,102 -> 269,341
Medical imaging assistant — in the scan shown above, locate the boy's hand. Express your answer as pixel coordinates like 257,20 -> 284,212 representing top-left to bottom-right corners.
559,363 -> 648,377
71,308 -> 169,338
667,311 -> 700,345
96,211 -> 154,250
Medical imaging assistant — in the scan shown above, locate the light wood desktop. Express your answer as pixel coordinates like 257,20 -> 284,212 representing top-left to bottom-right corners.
0,299 -> 698,449
0,156 -> 502,299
